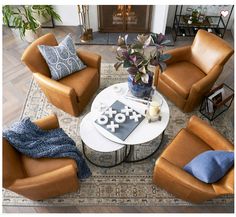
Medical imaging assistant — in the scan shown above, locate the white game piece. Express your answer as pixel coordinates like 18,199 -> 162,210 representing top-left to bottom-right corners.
106,121 -> 119,132
115,113 -> 126,124
104,107 -> 117,118
97,115 -> 109,125
121,105 -> 133,116
129,111 -> 142,122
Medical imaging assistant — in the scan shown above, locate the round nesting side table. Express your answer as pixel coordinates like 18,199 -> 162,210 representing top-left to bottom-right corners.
80,82 -> 170,166
80,113 -> 130,168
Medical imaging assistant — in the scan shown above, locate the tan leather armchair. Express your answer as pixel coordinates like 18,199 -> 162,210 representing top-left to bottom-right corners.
3,114 -> 79,200
21,33 -> 101,116
154,30 -> 234,112
153,115 -> 234,203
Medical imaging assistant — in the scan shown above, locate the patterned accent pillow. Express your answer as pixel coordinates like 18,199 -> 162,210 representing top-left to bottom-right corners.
38,34 -> 86,80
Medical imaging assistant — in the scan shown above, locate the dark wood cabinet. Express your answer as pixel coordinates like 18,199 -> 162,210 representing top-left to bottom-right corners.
98,5 -> 152,33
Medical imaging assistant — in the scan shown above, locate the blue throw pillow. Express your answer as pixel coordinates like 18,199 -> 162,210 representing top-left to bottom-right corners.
183,150 -> 234,184
38,34 -> 86,80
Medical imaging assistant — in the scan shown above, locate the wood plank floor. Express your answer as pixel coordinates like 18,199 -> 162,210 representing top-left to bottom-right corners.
2,26 -> 234,213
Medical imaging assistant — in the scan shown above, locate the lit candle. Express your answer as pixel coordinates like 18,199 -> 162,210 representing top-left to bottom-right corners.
149,101 -> 160,117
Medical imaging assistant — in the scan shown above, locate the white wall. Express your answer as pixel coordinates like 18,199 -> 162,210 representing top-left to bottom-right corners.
151,5 -> 169,34
53,5 -> 98,30
53,5 -> 79,26
89,5 -> 98,31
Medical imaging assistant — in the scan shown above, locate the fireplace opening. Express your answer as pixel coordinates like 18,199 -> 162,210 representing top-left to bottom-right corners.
98,5 -> 152,33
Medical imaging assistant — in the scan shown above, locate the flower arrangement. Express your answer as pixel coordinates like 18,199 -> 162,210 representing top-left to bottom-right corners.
114,33 -> 171,84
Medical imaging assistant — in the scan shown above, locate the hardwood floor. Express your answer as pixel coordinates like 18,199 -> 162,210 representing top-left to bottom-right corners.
2,205 -> 234,213
2,26 -> 234,213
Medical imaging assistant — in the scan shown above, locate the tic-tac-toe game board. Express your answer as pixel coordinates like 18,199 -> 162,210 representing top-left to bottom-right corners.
95,100 -> 145,141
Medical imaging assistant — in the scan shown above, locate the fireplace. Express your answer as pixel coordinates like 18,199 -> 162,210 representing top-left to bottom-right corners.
98,5 -> 152,33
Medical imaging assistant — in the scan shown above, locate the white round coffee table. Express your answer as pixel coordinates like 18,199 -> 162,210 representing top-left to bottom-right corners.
91,83 -> 169,145
81,82 -> 170,165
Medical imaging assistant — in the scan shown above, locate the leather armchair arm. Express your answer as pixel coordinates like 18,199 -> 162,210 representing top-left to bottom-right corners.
76,50 -> 101,85
76,50 -> 101,72
154,157 -> 215,194
33,73 -> 79,116
33,114 -> 59,130
213,168 -> 234,195
192,65 -> 223,94
183,65 -> 223,112
186,115 -> 234,151
34,73 -> 75,96
10,164 -> 79,200
164,46 -> 191,65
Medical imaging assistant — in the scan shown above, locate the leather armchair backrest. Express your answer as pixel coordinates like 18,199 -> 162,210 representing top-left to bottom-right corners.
190,30 -> 234,74
2,138 -> 26,187
21,33 -> 58,77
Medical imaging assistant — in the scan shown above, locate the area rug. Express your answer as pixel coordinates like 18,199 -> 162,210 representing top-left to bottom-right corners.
2,63 -> 234,207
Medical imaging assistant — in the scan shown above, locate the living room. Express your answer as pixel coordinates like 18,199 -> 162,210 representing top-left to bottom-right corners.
2,0 -> 235,214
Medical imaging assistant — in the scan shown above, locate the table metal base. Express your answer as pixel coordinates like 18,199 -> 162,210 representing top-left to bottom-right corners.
82,130 -> 165,168
124,131 -> 165,163
82,141 -> 131,168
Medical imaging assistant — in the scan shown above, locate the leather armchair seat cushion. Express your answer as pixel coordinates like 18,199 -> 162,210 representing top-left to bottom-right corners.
60,67 -> 98,101
21,155 -> 78,177
160,61 -> 206,99
161,129 -> 212,167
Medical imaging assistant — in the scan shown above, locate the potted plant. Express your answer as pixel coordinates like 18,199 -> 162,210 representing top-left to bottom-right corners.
114,33 -> 171,98
31,5 -> 61,25
3,5 -> 41,42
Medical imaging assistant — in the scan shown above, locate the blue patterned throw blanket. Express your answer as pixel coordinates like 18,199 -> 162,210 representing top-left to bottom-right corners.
3,118 -> 91,179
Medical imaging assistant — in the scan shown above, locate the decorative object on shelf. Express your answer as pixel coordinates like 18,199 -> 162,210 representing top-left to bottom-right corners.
173,5 -> 234,40
200,83 -> 234,121
187,18 -> 193,24
78,5 -> 93,42
114,33 -> 171,98
185,7 -> 193,16
191,9 -> 200,23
